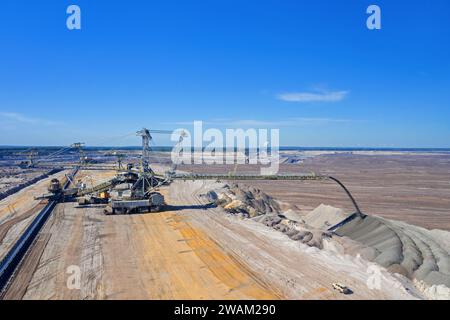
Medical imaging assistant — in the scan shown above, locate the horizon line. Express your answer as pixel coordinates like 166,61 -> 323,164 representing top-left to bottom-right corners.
1,145 -> 450,151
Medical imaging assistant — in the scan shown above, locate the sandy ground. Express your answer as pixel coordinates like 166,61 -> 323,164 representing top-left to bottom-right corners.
179,153 -> 450,231
0,170 -> 68,260
169,180 -> 421,300
3,169 -> 421,300
4,170 -> 279,300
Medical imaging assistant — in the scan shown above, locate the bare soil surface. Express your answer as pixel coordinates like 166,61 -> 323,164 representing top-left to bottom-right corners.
3,170 -> 420,300
179,153 -> 450,231
3,153 -> 447,300
4,170 -> 280,300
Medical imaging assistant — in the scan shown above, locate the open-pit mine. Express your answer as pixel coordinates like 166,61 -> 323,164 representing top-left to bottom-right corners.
0,129 -> 449,300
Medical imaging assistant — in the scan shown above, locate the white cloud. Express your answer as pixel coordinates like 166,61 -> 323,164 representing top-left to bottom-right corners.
277,90 -> 349,102
0,112 -> 62,126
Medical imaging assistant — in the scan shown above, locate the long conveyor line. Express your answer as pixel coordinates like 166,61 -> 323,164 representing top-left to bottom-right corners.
0,168 -> 78,295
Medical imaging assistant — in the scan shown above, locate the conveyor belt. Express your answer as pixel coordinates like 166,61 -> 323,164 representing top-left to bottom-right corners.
0,168 -> 78,295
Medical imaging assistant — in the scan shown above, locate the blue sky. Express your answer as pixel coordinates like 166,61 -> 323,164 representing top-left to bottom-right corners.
0,0 -> 449,147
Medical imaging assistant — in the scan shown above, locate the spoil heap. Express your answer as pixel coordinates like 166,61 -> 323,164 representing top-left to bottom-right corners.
208,183 -> 450,293
207,184 -> 281,218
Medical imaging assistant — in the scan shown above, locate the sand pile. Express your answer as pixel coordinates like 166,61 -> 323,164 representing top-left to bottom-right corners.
303,204 -> 351,230
260,215 -> 332,249
303,203 -> 450,288
274,204 -> 450,290
208,184 -> 333,249
334,215 -> 450,288
207,182 -> 450,291
207,184 -> 281,218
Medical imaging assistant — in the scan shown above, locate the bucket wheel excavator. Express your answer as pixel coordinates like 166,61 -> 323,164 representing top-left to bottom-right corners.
71,128 -> 177,214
